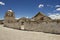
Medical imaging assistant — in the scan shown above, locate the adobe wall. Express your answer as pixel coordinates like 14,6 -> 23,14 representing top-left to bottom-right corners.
24,22 -> 60,33
4,21 -> 60,33
4,23 -> 20,29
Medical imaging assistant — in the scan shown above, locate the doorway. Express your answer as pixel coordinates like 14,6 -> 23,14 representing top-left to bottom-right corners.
21,22 -> 24,30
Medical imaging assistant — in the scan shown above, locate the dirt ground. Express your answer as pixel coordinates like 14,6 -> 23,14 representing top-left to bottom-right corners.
0,25 -> 60,40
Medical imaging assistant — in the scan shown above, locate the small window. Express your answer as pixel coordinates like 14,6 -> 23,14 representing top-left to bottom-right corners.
21,22 -> 24,25
40,17 -> 44,20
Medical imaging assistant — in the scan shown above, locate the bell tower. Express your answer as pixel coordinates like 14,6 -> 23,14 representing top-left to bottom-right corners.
4,9 -> 16,24
5,10 -> 14,17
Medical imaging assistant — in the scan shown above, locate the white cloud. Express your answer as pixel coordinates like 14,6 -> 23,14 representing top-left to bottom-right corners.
49,13 -> 60,19
56,8 -> 60,11
0,18 -> 4,20
55,5 -> 60,11
0,2 -> 5,5
38,4 -> 44,8
55,5 -> 60,7
15,18 -> 19,20
25,16 -> 29,18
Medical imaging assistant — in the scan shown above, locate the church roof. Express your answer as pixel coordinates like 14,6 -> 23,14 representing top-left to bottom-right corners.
35,12 -> 45,17
32,12 -> 46,18
17,17 -> 31,22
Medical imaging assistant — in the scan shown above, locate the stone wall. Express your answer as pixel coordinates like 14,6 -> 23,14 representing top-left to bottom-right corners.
4,23 -> 20,29
4,21 -> 60,33
24,22 -> 60,33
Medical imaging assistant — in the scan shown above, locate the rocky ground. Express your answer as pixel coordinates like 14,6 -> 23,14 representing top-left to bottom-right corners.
0,25 -> 60,40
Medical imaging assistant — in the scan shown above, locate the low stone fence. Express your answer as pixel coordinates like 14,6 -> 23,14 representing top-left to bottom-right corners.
4,23 -> 20,29
4,22 -> 60,34
24,22 -> 60,33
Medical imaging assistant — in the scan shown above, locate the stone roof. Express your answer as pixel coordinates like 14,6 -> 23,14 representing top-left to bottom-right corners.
17,17 -> 31,22
32,12 -> 46,18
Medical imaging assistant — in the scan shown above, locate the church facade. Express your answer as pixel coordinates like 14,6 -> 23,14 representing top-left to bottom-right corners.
4,10 -> 60,33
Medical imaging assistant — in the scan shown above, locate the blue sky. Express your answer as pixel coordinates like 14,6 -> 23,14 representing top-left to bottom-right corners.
0,0 -> 60,19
